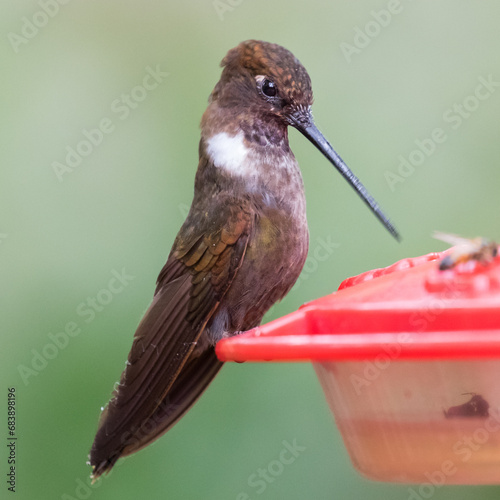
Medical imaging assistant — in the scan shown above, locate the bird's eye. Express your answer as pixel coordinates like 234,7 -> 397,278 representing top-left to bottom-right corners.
261,79 -> 277,98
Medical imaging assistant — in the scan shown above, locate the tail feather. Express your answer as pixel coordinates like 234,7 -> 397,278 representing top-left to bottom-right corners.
90,347 -> 222,479
123,347 -> 222,456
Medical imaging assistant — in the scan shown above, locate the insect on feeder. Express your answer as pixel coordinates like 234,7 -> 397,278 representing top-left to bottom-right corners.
216,247 -> 500,483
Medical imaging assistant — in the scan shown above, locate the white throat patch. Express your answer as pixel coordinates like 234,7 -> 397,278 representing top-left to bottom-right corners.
206,132 -> 251,176
206,131 -> 298,187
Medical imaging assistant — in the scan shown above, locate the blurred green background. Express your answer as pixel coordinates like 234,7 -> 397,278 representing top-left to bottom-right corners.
2,1 -> 500,499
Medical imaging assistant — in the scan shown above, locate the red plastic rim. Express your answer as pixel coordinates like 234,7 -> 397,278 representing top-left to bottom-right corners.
216,250 -> 500,362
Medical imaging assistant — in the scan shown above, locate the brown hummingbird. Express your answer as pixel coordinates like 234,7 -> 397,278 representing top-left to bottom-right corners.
89,39 -> 399,479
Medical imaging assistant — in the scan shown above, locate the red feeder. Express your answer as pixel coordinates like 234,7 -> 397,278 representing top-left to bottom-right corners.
216,249 -> 500,483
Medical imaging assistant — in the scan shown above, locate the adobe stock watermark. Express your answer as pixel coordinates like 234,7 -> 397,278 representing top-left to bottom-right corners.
7,0 -> 72,53
178,202 -> 190,219
177,209 -> 338,293
350,278 -> 462,395
62,454 -> 130,499
17,268 -> 134,386
292,236 -> 339,292
407,411 -> 500,499
407,279 -> 463,333
61,474 -> 103,500
59,398 -> 178,499
213,0 -> 244,21
349,332 -> 411,395
385,74 -> 500,192
340,0 -> 412,63
118,396 -> 181,454
51,65 -> 169,182
235,439 -> 306,499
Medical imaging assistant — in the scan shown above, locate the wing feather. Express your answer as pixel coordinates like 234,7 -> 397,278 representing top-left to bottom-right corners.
90,201 -> 254,479
121,348 -> 223,457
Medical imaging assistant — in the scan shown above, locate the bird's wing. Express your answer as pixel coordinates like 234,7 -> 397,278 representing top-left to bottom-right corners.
89,200 -> 254,478
433,231 -> 469,246
120,347 -> 223,457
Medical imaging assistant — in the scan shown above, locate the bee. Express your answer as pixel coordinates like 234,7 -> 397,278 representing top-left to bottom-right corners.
444,393 -> 489,419
433,231 -> 498,271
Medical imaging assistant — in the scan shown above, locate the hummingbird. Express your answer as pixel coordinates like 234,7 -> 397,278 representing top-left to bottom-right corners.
89,39 -> 399,479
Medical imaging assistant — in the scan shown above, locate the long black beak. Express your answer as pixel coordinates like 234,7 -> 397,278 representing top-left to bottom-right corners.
292,117 -> 400,241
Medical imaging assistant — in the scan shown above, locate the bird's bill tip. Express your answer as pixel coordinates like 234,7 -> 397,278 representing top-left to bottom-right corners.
290,117 -> 400,241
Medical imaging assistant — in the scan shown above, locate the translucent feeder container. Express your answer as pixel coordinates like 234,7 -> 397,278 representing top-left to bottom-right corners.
216,250 -> 500,483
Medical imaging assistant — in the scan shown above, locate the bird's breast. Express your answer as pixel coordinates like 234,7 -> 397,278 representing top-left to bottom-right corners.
207,198 -> 309,338
201,128 -> 309,337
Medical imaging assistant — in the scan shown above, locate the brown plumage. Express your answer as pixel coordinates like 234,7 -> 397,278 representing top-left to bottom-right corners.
89,39 -> 398,480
